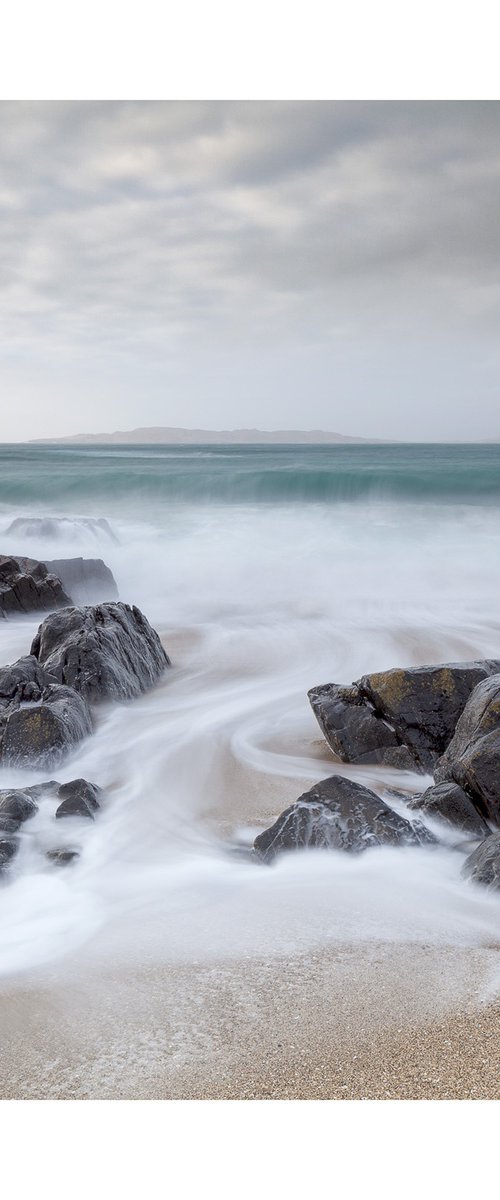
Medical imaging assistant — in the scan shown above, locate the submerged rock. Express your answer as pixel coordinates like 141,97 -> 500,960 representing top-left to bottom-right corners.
0,554 -> 71,617
0,655 -> 93,766
31,601 -> 170,702
46,848 -> 80,866
253,774 -> 435,864
407,781 -> 490,838
4,516 -> 119,544
434,673 -> 500,826
309,659 -> 500,774
462,833 -> 500,889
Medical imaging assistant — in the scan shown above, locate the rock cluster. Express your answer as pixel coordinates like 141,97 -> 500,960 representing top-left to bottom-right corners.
0,555 -> 71,617
0,777 -> 104,873
255,656 -> 500,889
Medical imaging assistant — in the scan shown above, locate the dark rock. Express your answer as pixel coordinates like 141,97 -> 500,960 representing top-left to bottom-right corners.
55,797 -> 95,820
434,673 -> 500,825
0,554 -> 71,617
462,833 -> 500,889
57,778 -> 102,811
407,781 -> 490,837
0,657 -> 93,767
4,516 -> 119,544
358,661 -> 500,765
0,837 -> 18,870
31,601 -> 170,702
46,848 -> 80,866
309,659 -> 500,774
43,557 -> 118,604
308,683 -> 417,770
253,774 -> 435,864
0,790 -> 38,831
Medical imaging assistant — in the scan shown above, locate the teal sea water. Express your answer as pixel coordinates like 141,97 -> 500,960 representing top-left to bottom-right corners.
1,442 -> 500,984
1,442 -> 500,509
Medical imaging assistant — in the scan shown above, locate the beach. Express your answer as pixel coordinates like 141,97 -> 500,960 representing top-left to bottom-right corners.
1,442 -> 500,1101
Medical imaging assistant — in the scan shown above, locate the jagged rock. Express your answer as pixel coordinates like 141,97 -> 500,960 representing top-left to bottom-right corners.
434,674 -> 500,825
309,660 -> 500,773
0,656 -> 93,766
462,833 -> 500,889
253,774 -> 435,864
31,601 -> 170,702
308,683 -> 417,770
0,837 -> 18,870
0,554 -> 71,617
55,778 -> 102,819
407,781 -> 490,837
4,516 -> 119,544
46,848 -> 80,866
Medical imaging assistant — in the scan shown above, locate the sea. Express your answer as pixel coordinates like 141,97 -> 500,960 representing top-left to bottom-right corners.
1,442 -> 500,990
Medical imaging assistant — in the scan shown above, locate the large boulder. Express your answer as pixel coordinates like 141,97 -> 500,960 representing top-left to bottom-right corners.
0,655 -> 93,766
407,781 -> 490,837
0,555 -> 71,617
309,660 -> 500,773
253,774 -> 435,864
462,833 -> 500,890
31,602 -> 170,703
434,673 -> 500,825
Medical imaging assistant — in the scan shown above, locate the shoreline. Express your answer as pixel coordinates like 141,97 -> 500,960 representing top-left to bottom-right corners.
1,941 -> 498,1100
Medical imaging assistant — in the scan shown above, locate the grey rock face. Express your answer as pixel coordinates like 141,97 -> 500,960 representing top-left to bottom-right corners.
434,673 -> 500,825
31,601 -> 170,703
309,660 -> 500,774
0,656 -> 93,767
407,781 -> 490,837
46,849 -> 80,866
253,774 -> 435,864
0,555 -> 71,617
462,833 -> 500,889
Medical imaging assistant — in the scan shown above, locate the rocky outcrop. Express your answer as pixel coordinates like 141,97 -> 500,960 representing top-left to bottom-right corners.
0,655 -> 93,766
0,778 -> 102,872
253,774 -> 435,864
309,660 -> 500,773
46,848 -> 79,866
31,601 -> 170,703
462,833 -> 500,889
0,838 -> 17,870
4,516 -> 119,544
434,673 -> 500,826
0,555 -> 71,617
407,781 -> 490,837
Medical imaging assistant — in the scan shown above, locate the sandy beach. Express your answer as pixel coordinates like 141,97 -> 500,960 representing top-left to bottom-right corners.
1,940 -> 498,1100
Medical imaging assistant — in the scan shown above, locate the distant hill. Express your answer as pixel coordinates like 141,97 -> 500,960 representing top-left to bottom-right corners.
33,426 -> 383,446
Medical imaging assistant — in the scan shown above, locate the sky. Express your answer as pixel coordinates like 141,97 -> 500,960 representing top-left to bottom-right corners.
1,99 -> 500,442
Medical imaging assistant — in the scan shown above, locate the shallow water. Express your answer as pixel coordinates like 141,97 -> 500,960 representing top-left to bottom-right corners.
1,443 -> 500,993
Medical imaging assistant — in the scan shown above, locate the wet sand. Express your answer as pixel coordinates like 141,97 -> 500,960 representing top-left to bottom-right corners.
1,941 -> 499,1099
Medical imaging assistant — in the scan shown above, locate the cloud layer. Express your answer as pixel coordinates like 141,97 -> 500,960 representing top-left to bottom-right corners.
1,101 -> 500,439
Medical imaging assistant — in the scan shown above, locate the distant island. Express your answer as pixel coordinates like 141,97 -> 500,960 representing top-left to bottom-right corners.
32,426 -> 383,446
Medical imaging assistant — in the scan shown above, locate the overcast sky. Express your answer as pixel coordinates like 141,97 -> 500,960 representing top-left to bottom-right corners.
1,100 -> 500,441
